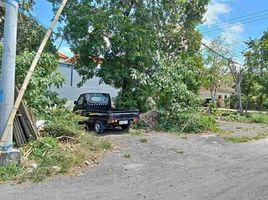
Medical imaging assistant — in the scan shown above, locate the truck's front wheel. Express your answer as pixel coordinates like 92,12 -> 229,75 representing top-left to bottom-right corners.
94,121 -> 104,134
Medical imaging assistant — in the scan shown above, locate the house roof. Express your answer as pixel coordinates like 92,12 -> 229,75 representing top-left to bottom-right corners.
200,85 -> 235,94
57,51 -> 69,61
56,51 -> 103,64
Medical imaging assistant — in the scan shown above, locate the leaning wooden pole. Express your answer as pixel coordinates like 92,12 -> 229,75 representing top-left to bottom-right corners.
0,0 -> 68,146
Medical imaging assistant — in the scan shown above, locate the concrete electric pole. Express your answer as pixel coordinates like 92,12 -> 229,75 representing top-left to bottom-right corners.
0,0 -> 21,165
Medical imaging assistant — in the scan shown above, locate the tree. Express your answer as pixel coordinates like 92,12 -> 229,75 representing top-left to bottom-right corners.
48,0 -> 209,111
228,60 -> 244,113
243,31 -> 268,110
0,2 -> 64,115
203,37 -> 230,103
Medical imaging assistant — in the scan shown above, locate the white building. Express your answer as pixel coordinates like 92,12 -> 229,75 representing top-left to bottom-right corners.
50,62 -> 119,108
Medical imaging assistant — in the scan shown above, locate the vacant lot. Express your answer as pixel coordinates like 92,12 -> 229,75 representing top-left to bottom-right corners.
1,122 -> 268,200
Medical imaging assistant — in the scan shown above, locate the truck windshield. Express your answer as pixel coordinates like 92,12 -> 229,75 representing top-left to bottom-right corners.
87,94 -> 108,104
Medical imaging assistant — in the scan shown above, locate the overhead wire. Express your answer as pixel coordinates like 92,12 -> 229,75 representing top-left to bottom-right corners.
201,31 -> 246,55
200,15 -> 268,33
199,9 -> 268,30
178,24 -> 245,66
194,10 -> 268,64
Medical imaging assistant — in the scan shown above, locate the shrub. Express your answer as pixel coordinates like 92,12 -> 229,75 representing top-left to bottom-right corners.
0,109 -> 111,183
42,109 -> 86,137
158,111 -> 218,133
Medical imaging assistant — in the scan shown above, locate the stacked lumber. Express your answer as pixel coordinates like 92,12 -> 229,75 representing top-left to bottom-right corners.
13,88 -> 38,147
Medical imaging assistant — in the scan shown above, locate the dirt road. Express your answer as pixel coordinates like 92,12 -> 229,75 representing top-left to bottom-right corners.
1,122 -> 268,200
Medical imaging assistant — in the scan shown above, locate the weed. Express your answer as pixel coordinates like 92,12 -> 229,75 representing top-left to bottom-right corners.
0,164 -> 22,183
0,109 -> 112,184
224,132 -> 268,143
170,148 -> 184,154
158,112 -> 219,133
123,153 -> 131,159
129,129 -> 142,136
216,111 -> 268,125
139,138 -> 148,143
217,130 -> 234,137
132,119 -> 146,130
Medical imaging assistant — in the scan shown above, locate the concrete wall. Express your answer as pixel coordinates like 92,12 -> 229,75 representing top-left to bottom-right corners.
50,63 -> 119,107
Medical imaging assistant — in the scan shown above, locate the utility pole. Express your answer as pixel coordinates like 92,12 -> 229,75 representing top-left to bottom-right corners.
0,0 -> 21,166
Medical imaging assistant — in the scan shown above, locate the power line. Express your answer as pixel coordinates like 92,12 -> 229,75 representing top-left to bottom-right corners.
200,38 -> 244,66
201,15 -> 268,34
178,24 -> 245,66
202,38 -> 242,59
201,31 -> 246,55
200,9 -> 268,29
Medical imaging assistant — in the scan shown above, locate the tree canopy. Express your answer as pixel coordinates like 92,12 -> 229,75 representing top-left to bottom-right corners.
243,30 -> 268,110
48,0 -> 209,111
0,2 -> 64,115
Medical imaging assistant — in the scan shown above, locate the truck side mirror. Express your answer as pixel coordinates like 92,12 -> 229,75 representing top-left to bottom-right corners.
74,100 -> 78,105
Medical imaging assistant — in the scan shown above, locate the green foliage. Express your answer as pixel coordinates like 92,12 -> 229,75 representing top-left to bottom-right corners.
0,109 -> 111,183
28,137 -> 59,160
15,51 -> 65,115
43,109 -> 85,137
139,138 -> 148,143
248,113 -> 268,124
219,111 -> 247,122
158,112 -> 218,133
48,0 -> 209,111
123,153 -> 131,159
224,132 -> 268,143
0,164 -> 22,183
203,37 -> 231,103
128,129 -> 142,136
243,31 -> 268,110
0,9 -> 63,116
216,110 -> 268,124
132,58 -> 218,133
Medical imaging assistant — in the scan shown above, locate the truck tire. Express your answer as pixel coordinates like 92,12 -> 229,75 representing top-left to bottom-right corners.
94,121 -> 104,134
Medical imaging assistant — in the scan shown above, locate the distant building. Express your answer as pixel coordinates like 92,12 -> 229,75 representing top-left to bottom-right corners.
50,52 -> 119,108
199,85 -> 235,107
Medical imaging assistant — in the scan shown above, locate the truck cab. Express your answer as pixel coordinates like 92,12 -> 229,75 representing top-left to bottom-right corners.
73,93 -> 139,133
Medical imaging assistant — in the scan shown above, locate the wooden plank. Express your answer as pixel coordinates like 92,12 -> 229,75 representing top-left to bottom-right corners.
13,117 -> 21,147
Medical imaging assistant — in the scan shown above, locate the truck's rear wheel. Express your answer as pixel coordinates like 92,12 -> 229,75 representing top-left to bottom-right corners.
95,121 -> 104,134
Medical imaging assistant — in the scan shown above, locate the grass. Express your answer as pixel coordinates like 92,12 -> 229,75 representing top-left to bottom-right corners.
158,112 -> 219,133
129,129 -> 142,136
0,164 -> 22,183
224,132 -> 268,143
123,153 -> 131,159
0,109 -> 111,183
170,147 -> 184,154
216,111 -> 268,125
180,135 -> 188,139
139,138 -> 148,143
216,130 -> 234,137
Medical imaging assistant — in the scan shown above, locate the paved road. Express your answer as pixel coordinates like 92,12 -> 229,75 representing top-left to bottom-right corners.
1,128 -> 268,200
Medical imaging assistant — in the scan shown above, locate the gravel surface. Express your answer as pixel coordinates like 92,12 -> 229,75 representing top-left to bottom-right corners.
1,123 -> 268,200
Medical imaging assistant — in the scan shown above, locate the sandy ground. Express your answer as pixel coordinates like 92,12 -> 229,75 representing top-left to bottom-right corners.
1,122 -> 268,200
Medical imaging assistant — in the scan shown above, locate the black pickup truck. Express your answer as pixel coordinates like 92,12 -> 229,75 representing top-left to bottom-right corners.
73,93 -> 140,133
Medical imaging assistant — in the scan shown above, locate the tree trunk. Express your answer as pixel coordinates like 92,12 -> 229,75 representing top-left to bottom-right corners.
246,95 -> 250,115
210,88 -> 214,103
236,80 -> 243,114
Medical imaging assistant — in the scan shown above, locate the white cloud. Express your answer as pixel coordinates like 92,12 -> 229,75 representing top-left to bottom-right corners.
221,23 -> 244,44
227,23 -> 244,34
204,2 -> 230,25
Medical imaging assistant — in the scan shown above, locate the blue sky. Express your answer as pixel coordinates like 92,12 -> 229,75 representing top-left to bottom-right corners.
32,0 -> 268,62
